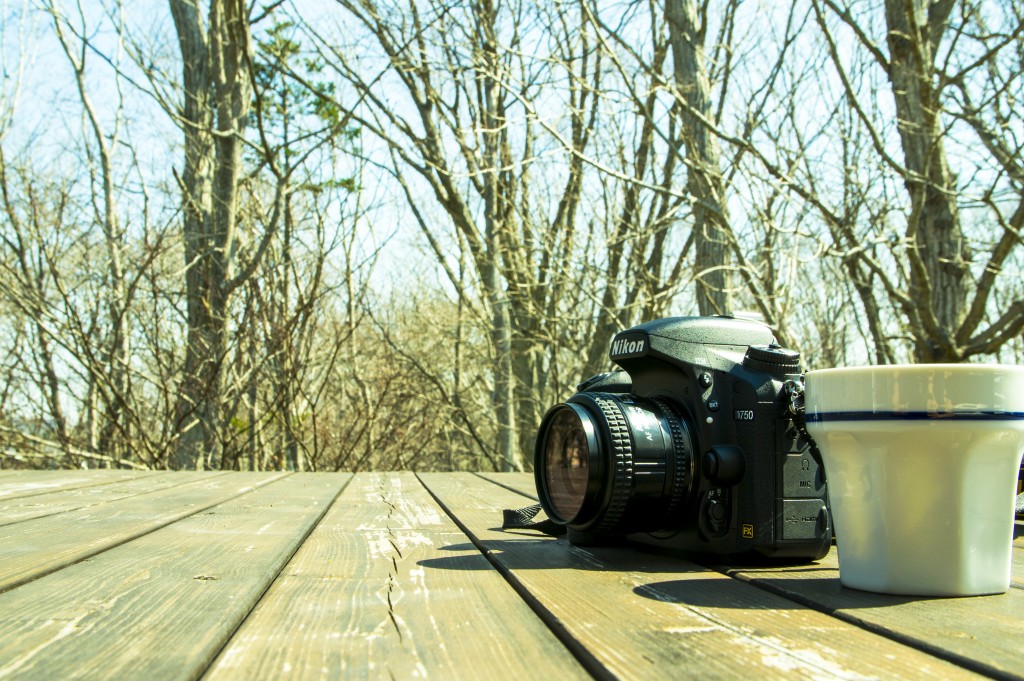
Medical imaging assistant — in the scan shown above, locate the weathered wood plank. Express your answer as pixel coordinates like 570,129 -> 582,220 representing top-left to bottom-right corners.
474,471 -> 537,494
0,471 -> 282,593
474,471 -> 538,500
0,471 -> 205,527
488,472 -> 1024,675
0,470 -> 153,501
719,550 -> 1024,679
0,473 -> 349,681
419,473 -> 982,681
205,472 -> 589,681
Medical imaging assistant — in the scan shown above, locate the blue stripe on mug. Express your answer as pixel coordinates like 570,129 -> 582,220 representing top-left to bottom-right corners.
805,411 -> 1024,422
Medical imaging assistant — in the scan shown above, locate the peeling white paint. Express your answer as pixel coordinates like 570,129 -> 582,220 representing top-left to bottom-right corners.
662,626 -> 719,634
0,482 -> 72,497
409,566 -> 428,597
754,636 -> 876,680
363,530 -> 435,560
0,615 -> 88,677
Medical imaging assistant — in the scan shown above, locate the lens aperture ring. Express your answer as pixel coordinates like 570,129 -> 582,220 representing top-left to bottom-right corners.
652,398 -> 692,519
586,393 -> 633,534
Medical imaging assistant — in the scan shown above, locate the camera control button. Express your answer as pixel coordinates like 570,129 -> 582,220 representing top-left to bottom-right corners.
699,371 -> 713,387
707,399 -> 720,412
703,446 -> 745,485
703,498 -> 728,535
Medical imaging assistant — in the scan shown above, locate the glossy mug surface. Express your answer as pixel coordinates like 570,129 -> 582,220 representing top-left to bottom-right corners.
804,364 -> 1024,596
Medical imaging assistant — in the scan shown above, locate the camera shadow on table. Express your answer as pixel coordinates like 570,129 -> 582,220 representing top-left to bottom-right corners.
417,537 -> 964,611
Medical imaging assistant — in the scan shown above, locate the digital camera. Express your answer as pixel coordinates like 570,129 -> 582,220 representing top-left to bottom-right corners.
534,315 -> 831,561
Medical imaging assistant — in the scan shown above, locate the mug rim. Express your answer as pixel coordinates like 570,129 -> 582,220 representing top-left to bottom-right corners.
805,363 -> 1024,376
803,363 -> 1024,416
804,410 -> 1024,422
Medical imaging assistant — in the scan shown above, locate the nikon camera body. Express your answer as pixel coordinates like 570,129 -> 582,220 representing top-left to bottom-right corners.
534,315 -> 831,562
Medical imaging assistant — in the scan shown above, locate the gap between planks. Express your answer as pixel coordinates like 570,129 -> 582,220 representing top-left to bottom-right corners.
0,470 -> 162,502
0,472 -> 288,594
475,472 -> 1024,680
0,471 -> 217,527
0,474 -> 351,681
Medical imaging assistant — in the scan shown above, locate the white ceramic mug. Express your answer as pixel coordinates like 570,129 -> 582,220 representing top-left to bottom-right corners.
804,364 -> 1024,596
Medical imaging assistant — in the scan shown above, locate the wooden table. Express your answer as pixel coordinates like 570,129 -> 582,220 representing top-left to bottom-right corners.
0,471 -> 1021,680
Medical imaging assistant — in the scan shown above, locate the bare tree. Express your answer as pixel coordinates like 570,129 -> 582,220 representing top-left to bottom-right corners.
169,0 -> 273,468
46,0 -> 134,459
808,0 -> 1024,362
295,0 -> 611,469
0,157 -> 73,453
665,0 -> 732,315
580,0 -> 772,372
4,0 -> 1022,474
564,11 -> 698,377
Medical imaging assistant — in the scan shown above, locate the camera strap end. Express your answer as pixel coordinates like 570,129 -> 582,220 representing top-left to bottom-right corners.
502,504 -> 567,536
784,378 -> 825,469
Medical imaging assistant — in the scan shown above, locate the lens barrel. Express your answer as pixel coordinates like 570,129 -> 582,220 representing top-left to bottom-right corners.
535,392 -> 694,537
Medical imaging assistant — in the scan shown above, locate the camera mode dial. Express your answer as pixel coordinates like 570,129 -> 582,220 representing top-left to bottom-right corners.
743,344 -> 800,375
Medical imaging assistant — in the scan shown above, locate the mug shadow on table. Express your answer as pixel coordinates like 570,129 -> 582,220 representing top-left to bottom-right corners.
632,577 -> 938,609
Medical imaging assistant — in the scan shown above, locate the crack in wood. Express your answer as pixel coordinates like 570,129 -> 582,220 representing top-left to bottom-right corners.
381,484 -> 404,644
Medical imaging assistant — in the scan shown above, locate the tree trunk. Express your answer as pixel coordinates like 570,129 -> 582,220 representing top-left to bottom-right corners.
170,0 -> 252,468
665,0 -> 732,316
884,0 -> 965,361
478,3 -> 522,472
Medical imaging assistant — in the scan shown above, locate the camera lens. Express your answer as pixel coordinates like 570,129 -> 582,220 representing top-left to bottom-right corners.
538,406 -> 597,521
535,392 -> 694,537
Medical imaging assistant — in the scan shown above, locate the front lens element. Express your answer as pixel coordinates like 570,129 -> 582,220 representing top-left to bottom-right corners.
536,392 -> 694,536
540,407 -> 595,521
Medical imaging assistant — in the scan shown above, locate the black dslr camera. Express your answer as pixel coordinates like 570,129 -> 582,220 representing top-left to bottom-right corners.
534,315 -> 830,562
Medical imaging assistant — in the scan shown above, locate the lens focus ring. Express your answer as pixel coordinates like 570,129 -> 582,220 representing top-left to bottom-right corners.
652,398 -> 693,519
581,393 -> 633,534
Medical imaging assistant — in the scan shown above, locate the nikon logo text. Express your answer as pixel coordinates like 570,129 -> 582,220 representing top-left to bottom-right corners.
610,337 -> 646,356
